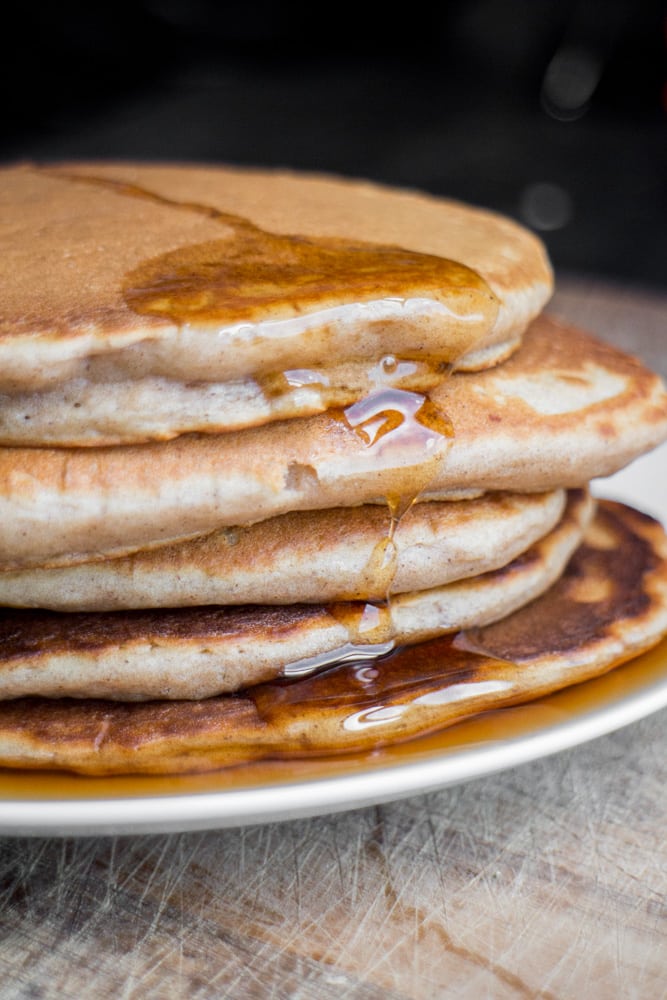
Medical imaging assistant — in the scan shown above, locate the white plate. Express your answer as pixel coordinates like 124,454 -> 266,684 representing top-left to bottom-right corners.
1,443 -> 667,838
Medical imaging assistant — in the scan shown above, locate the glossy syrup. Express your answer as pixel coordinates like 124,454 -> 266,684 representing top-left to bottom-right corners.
124,226 -> 495,331
244,503 -> 664,760
40,170 -> 495,329
318,384 -> 455,643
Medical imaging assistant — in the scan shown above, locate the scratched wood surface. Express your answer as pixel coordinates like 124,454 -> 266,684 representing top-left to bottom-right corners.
0,277 -> 666,1000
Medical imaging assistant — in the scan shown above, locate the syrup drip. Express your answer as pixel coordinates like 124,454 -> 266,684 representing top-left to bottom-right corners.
282,641 -> 395,680
257,357 -> 443,403
277,369 -> 331,390
250,633 -> 516,737
319,385 -> 455,650
249,502 -> 657,749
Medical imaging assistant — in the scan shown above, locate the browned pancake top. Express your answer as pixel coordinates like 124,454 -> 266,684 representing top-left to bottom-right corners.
0,162 -> 549,350
0,603 -> 326,661
462,505 -> 659,662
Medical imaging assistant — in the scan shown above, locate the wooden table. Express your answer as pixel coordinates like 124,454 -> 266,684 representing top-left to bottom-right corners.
1,277 -> 666,999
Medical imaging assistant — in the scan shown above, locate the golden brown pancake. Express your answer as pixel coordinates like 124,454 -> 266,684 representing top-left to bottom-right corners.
0,162 -> 553,444
0,316 -> 663,571
0,489 -> 566,611
0,490 -> 593,701
0,500 -> 663,775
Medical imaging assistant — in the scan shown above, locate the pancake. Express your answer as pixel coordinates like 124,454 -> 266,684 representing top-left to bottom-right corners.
0,489 -> 567,611
0,162 -> 552,444
2,161 -> 664,782
0,499 -> 663,775
0,490 -> 593,701
0,316 -> 664,571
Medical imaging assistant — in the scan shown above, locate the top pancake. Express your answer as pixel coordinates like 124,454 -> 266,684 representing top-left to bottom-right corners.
0,162 -> 552,401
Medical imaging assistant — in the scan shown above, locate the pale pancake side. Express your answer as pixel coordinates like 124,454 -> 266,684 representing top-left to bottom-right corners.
0,499 -> 663,775
0,359 -> 448,447
0,490 -> 566,611
0,317 -> 663,571
0,163 -> 551,392
0,491 -> 592,701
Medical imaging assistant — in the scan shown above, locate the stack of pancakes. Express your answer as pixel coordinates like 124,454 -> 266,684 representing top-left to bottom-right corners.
1,162 -> 666,775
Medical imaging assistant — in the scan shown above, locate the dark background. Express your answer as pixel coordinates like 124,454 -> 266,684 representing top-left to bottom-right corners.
3,0 -> 665,289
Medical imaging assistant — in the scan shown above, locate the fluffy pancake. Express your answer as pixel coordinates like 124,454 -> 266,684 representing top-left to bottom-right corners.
0,490 -> 592,701
0,489 -> 566,611
0,499 -> 663,775
0,162 -> 552,444
0,316 -> 664,571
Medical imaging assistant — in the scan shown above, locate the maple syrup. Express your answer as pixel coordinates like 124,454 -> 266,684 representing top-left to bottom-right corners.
123,228 -> 496,331
38,168 -> 499,387
47,170 -> 498,343
244,501 -> 665,757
